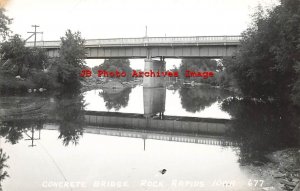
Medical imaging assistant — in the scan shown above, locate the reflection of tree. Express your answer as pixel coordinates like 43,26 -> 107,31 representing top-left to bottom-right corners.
0,96 -> 49,145
0,122 -> 23,144
179,87 -> 229,113
99,88 -> 132,111
0,149 -> 9,187
53,92 -> 85,146
0,120 -> 43,144
222,98 -> 300,165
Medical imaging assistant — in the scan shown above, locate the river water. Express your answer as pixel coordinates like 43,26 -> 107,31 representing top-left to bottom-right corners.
0,85 -> 299,191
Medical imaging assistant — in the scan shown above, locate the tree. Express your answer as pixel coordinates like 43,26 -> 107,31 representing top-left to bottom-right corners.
292,63 -> 300,104
0,34 -> 27,76
56,29 -> 86,90
99,88 -> 132,111
0,35 -> 48,77
53,92 -> 85,146
93,59 -> 133,81
225,0 -> 300,100
0,149 -> 9,184
0,8 -> 12,41
179,59 -> 218,84
178,86 -> 229,112
221,98 -> 300,165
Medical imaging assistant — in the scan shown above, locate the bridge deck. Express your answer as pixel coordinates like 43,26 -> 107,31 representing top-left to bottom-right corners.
26,35 -> 242,48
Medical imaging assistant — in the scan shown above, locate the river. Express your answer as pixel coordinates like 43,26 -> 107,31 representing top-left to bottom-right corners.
0,85 -> 299,191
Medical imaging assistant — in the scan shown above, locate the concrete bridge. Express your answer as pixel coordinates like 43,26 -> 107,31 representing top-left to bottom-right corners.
26,35 -> 241,88
26,35 -> 241,59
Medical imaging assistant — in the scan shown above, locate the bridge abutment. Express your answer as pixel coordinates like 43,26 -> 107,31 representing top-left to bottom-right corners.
143,59 -> 166,88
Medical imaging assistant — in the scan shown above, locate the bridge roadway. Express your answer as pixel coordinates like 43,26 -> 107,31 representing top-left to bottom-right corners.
26,35 -> 241,59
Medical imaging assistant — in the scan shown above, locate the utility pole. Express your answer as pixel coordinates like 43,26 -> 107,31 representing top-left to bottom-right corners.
27,25 -> 43,46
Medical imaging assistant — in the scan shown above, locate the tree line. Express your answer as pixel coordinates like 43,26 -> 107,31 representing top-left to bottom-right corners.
0,9 -> 86,94
171,0 -> 300,106
224,0 -> 300,105
1,0 -> 300,107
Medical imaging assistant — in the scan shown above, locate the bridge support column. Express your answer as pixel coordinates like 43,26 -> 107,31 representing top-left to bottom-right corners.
143,59 -> 166,88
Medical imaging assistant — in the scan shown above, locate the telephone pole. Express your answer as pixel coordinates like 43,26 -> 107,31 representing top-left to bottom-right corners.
27,25 -> 43,46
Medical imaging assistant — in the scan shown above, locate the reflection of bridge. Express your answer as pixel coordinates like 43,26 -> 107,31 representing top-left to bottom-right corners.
0,86 -> 235,146
0,109 -> 234,147
26,35 -> 241,88
82,86 -> 234,146
78,110 -> 235,147
44,124 -> 236,147
84,111 -> 229,135
2,110 -> 235,147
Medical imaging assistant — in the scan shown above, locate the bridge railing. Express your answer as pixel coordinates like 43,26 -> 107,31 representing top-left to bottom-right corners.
26,41 -> 60,47
26,35 -> 242,48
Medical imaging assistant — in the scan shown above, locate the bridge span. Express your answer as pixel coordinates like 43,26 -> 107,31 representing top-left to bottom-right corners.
26,35 -> 241,59
26,35 -> 241,87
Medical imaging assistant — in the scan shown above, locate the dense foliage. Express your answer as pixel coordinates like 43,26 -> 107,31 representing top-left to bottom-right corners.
99,88 -> 132,111
56,30 -> 86,90
0,149 -> 9,184
224,0 -> 300,102
0,8 -> 11,40
0,34 -> 51,93
222,98 -> 300,165
0,28 -> 86,93
0,35 -> 48,76
93,59 -> 133,81
177,58 -> 233,87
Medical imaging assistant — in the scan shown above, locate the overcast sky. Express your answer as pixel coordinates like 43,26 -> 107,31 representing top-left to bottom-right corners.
4,0 -> 279,69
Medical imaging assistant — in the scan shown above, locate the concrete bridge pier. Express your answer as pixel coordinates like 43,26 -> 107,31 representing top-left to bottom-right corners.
143,58 -> 166,88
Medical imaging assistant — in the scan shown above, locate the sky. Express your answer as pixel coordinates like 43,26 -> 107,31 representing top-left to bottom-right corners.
3,0 -> 279,69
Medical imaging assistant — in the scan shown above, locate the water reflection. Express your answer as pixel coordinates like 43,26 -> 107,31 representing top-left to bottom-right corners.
143,87 -> 166,117
222,98 -> 300,165
0,86 -> 233,147
1,88 -> 300,190
51,93 -> 85,146
0,120 -> 43,145
0,93 -> 85,146
99,88 -> 132,111
84,86 -> 232,118
0,149 -> 9,189
179,86 -> 231,113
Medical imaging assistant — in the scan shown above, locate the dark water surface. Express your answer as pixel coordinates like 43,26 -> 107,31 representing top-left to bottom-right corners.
0,86 -> 299,191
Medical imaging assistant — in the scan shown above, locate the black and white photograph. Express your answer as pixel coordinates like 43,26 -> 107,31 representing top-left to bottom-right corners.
0,0 -> 300,190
